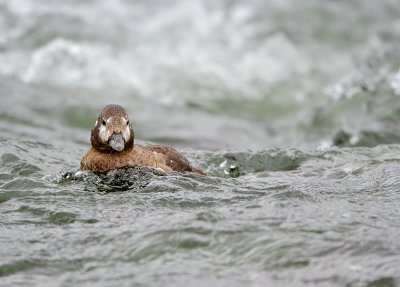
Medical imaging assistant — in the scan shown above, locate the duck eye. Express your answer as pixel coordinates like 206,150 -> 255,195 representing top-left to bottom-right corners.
102,120 -> 106,126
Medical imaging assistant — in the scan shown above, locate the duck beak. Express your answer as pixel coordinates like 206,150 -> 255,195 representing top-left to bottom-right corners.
109,133 -> 125,152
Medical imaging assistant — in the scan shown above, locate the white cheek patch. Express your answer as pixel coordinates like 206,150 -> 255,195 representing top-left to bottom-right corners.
98,125 -> 111,142
122,125 -> 131,142
95,120 -> 98,127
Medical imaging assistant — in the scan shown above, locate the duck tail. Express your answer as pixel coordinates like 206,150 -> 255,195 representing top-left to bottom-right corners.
192,167 -> 207,176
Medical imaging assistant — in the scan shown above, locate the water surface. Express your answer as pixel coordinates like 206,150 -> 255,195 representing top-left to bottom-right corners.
1,0 -> 400,286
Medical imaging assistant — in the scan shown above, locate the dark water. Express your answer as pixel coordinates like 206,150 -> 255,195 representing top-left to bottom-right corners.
1,0 -> 400,286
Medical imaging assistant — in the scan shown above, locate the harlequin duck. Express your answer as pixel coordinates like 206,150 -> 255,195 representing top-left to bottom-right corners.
80,104 -> 205,175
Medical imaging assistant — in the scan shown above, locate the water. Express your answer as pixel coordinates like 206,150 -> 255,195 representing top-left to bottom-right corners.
1,0 -> 400,286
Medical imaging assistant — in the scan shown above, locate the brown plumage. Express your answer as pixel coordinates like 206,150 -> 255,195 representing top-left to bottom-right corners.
80,104 -> 205,175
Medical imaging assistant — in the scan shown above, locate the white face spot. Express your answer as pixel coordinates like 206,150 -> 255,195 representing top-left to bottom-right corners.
118,116 -> 130,142
98,124 -> 112,142
95,120 -> 98,126
97,115 -> 131,143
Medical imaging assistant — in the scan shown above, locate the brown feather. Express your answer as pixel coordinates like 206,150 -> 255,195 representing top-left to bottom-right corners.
80,104 -> 206,175
143,145 -> 192,172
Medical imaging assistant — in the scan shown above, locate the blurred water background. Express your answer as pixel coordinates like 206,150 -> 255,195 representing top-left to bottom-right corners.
1,0 -> 400,286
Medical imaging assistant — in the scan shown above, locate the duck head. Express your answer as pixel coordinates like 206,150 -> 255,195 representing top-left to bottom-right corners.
90,104 -> 134,153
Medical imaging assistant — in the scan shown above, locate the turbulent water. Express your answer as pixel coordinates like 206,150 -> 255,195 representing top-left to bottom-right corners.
1,0 -> 400,286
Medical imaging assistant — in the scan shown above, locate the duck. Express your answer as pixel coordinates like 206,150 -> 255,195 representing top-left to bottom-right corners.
80,104 -> 205,175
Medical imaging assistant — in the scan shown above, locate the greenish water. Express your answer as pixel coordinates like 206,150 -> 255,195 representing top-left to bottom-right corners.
1,0 -> 400,286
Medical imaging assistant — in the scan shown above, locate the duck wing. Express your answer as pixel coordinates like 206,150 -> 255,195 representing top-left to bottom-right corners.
144,145 -> 193,172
